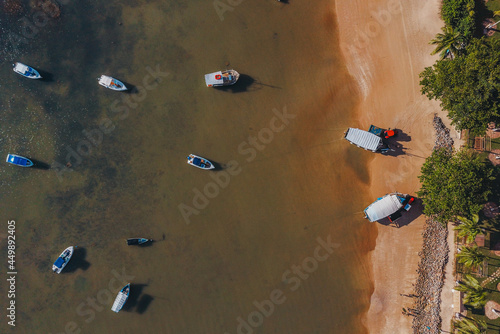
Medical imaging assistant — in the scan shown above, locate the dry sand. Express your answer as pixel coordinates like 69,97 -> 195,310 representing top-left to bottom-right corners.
334,0 -> 460,332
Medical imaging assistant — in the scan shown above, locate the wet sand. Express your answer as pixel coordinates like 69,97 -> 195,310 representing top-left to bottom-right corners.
1,0 -> 376,333
335,0 -> 461,332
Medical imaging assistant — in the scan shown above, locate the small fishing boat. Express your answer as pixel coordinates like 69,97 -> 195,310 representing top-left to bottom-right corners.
187,154 -> 215,170
205,69 -> 239,87
6,154 -> 34,167
52,246 -> 74,274
126,238 -> 153,246
364,193 -> 415,223
97,75 -> 127,91
12,62 -> 42,79
111,283 -> 130,313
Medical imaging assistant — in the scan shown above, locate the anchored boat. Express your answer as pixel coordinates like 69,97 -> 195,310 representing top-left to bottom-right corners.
205,69 -> 239,87
12,62 -> 42,79
111,283 -> 130,313
344,125 -> 396,153
97,75 -> 127,91
6,154 -> 34,167
52,246 -> 74,274
364,193 -> 415,223
126,238 -> 152,246
187,154 -> 215,170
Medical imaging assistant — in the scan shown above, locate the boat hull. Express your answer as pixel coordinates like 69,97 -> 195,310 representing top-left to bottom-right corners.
127,238 -> 152,245
205,69 -> 240,87
52,246 -> 74,274
98,75 -> 128,91
6,154 -> 34,167
13,62 -> 42,79
187,154 -> 215,170
111,283 -> 130,312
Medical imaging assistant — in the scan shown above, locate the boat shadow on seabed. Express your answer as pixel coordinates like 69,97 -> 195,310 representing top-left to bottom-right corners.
214,74 -> 255,93
30,158 -> 51,170
382,129 -> 413,158
122,283 -> 154,314
63,247 -> 91,273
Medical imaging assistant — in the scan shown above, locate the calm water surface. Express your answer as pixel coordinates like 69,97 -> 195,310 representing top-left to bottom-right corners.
0,0 -> 377,333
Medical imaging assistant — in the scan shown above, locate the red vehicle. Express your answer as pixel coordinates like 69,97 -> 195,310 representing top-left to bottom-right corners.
383,128 -> 398,139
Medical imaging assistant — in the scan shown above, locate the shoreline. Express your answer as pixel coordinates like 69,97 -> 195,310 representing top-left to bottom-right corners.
334,0 -> 459,332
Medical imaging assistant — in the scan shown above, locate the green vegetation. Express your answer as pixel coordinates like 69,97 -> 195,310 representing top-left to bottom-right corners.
454,317 -> 487,334
457,245 -> 486,269
456,214 -> 483,244
441,0 -> 476,42
420,38 -> 500,133
430,26 -> 464,59
417,148 -> 495,224
455,274 -> 488,309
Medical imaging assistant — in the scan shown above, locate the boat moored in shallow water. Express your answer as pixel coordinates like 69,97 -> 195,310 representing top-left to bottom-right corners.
127,238 -> 152,245
52,246 -> 74,274
6,154 -> 34,167
12,62 -> 42,79
98,75 -> 127,91
205,69 -> 239,87
111,283 -> 130,312
187,154 -> 215,170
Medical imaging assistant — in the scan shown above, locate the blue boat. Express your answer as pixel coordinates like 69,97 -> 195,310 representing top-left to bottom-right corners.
186,154 -> 215,170
52,246 -> 74,274
6,154 -> 34,167
12,62 -> 42,79
127,238 -> 152,245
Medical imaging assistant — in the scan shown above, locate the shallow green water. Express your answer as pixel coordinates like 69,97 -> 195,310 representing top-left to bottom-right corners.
0,0 -> 376,333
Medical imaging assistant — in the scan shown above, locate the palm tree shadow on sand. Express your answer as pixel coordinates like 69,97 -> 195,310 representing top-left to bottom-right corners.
63,247 -> 91,273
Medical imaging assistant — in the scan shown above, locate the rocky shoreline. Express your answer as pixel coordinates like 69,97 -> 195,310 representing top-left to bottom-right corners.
411,115 -> 453,334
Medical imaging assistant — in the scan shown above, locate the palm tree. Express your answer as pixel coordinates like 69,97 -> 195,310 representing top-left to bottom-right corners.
430,25 -> 463,60
457,245 -> 486,270
454,317 -> 487,334
454,275 -> 487,309
455,214 -> 482,244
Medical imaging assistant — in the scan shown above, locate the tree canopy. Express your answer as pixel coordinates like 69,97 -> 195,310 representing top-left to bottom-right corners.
417,148 -> 494,223
430,26 -> 464,60
441,0 -> 476,41
420,38 -> 500,133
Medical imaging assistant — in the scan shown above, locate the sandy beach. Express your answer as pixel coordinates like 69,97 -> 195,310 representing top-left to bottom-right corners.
335,0 -> 460,332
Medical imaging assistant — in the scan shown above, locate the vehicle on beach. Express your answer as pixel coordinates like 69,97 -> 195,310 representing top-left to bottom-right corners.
97,75 -> 128,91
126,238 -> 153,246
186,154 -> 215,170
12,62 -> 42,79
204,69 -> 239,87
6,154 -> 34,167
364,193 -> 415,223
111,283 -> 130,313
344,125 -> 397,153
52,246 -> 74,274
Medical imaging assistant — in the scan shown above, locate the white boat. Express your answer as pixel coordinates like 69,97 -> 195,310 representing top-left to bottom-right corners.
187,154 -> 215,170
97,75 -> 127,91
364,193 -> 415,223
111,283 -> 130,313
12,62 -> 42,79
205,69 -> 239,87
52,246 -> 74,274
344,127 -> 386,153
